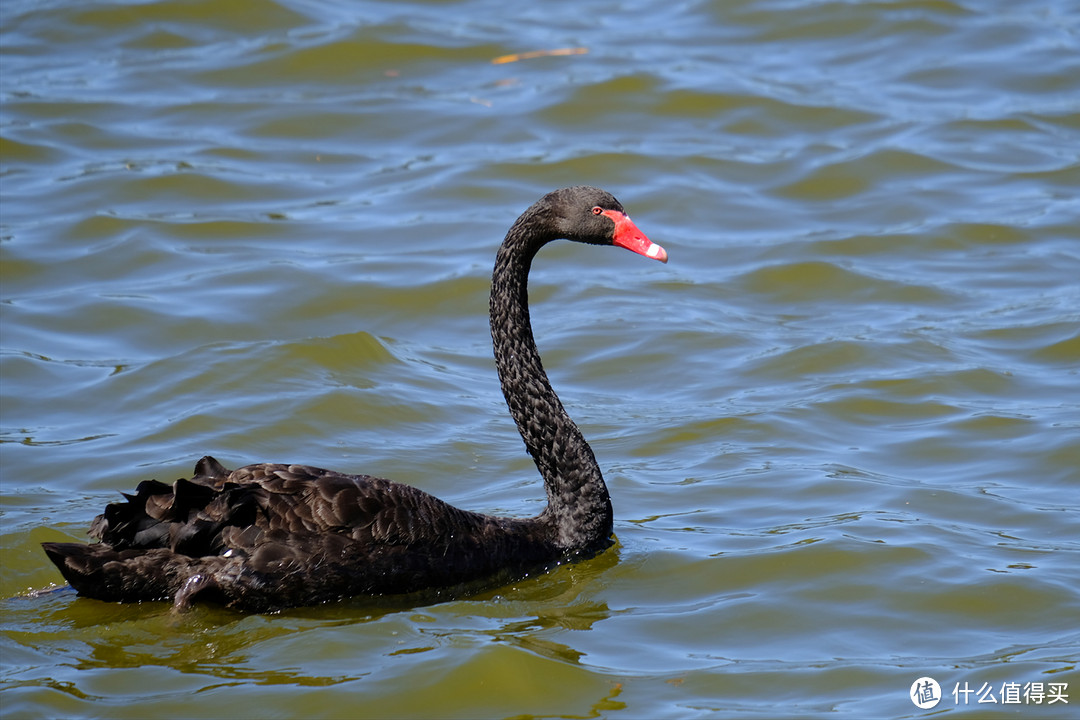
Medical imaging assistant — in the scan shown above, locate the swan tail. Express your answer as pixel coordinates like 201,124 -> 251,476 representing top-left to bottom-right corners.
41,456 -> 251,605
41,542 -> 183,603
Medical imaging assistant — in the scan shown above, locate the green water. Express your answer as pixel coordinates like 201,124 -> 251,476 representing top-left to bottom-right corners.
2,0 -> 1079,718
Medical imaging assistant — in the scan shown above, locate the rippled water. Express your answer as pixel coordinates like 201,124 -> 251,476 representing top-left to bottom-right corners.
2,0 -> 1079,717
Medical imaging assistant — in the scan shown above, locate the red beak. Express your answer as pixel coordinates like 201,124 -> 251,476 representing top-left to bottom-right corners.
602,210 -> 668,263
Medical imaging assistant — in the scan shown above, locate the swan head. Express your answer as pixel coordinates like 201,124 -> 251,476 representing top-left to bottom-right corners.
543,186 -> 668,264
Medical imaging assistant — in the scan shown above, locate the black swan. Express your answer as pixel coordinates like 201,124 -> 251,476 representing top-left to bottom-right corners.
42,186 -> 668,611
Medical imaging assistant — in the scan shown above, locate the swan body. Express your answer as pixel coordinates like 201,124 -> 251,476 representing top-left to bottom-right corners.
42,186 -> 667,611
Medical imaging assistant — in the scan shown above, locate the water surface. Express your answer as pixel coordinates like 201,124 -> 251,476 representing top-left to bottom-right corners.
2,0 -> 1079,718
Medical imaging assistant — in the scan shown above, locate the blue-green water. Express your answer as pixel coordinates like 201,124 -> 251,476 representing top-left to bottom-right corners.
2,0 -> 1079,718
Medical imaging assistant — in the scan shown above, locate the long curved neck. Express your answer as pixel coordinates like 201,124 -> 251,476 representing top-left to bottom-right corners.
490,214 -> 613,553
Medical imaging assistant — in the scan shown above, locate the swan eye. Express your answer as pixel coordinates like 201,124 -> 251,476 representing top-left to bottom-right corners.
592,206 -> 603,215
